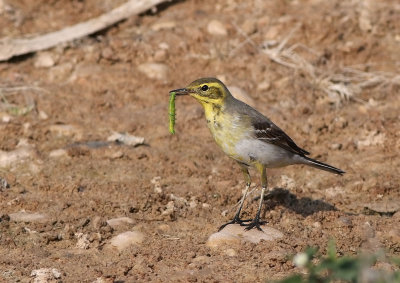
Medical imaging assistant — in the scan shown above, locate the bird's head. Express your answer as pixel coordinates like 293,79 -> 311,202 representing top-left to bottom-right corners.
170,77 -> 231,106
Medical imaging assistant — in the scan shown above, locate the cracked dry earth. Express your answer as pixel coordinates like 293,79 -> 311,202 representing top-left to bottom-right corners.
0,0 -> 400,282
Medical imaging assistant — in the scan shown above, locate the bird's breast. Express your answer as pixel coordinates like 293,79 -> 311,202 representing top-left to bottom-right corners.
203,106 -> 249,163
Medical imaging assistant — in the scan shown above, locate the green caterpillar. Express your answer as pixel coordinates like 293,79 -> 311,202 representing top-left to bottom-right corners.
169,91 -> 176,134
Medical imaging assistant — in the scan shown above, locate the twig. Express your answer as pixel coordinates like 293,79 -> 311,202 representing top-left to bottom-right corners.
0,0 -> 171,61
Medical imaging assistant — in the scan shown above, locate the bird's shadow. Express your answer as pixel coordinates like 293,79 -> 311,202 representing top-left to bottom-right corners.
262,187 -> 337,217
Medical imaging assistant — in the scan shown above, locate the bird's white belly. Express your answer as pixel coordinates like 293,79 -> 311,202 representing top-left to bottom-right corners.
235,139 -> 296,167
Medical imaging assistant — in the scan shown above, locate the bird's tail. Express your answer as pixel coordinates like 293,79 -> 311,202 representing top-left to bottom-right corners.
302,156 -> 345,175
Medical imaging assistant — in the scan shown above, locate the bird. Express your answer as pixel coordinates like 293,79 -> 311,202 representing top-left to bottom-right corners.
170,77 -> 345,231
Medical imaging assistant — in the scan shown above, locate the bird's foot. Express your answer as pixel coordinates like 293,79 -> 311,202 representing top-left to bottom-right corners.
218,216 -> 252,231
242,216 -> 266,231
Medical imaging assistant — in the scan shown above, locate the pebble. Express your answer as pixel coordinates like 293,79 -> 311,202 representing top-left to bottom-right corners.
365,200 -> 400,214
9,211 -> 48,223
206,224 -> 283,247
225,248 -> 237,257
34,52 -> 56,68
138,62 -> 168,80
207,20 -> 228,36
0,139 -> 35,168
49,149 -> 68,158
110,231 -> 145,251
38,110 -> 49,120
228,86 -> 255,107
153,49 -> 168,62
0,112 -> 12,123
152,21 -> 176,31
107,132 -> 145,147
241,19 -> 257,35
0,177 -> 10,189
106,217 -> 134,228
75,232 -> 90,249
31,268 -> 61,283
257,80 -> 271,91
48,124 -> 83,139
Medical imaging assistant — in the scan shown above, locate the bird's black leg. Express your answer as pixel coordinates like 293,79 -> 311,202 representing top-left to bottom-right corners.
218,183 -> 251,231
218,166 -> 252,231
244,187 -> 266,231
243,166 -> 267,231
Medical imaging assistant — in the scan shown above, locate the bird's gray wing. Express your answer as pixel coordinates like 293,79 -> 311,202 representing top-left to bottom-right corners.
229,96 -> 310,156
251,118 -> 310,156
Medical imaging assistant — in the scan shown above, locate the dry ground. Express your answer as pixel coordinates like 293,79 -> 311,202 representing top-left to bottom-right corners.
0,0 -> 399,282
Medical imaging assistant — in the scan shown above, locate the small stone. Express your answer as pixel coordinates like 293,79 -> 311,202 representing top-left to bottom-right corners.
241,19 -> 257,35
31,268 -> 61,282
101,47 -> 115,60
34,52 -> 56,68
365,201 -> 400,214
206,224 -> 283,247
153,49 -> 168,62
207,20 -> 228,36
9,211 -> 48,223
257,80 -> 271,91
107,132 -> 145,147
138,62 -> 168,80
202,203 -> 211,209
110,231 -> 145,251
0,177 -> 10,189
225,248 -> 237,257
49,149 -> 68,158
152,21 -> 176,31
106,217 -> 134,228
38,110 -> 49,120
0,140 -> 35,167
48,124 -> 83,139
157,224 -> 170,232
75,232 -> 90,249
0,112 -> 12,123
228,86 -> 255,107
312,221 -> 322,228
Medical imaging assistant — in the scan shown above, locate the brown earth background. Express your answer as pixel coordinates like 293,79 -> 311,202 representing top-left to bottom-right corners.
0,0 -> 399,282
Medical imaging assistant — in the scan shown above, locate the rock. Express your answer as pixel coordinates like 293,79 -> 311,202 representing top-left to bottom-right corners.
38,110 -> 49,120
107,132 -> 145,147
225,248 -> 237,257
106,217 -> 134,228
357,130 -> 385,148
152,21 -> 176,31
241,19 -> 257,35
206,224 -> 283,247
365,201 -> 400,214
207,20 -> 228,36
228,86 -> 255,107
257,80 -> 271,91
9,211 -> 48,223
153,49 -> 168,62
110,231 -> 145,251
0,112 -> 12,123
0,139 -> 35,168
0,177 -> 10,189
48,124 -> 83,139
31,268 -> 61,283
34,52 -> 56,68
75,232 -> 90,249
49,149 -> 68,158
138,62 -> 168,80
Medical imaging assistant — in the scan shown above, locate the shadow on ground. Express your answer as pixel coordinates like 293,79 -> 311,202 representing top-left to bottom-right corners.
264,187 -> 337,217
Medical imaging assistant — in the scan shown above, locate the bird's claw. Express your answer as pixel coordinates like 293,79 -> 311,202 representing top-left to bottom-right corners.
218,217 -> 252,231
242,217 -> 266,231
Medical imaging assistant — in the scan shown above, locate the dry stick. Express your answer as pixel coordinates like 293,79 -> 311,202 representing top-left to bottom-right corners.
0,0 -> 170,61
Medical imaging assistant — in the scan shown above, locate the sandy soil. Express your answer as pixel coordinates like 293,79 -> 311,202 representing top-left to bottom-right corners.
0,0 -> 399,282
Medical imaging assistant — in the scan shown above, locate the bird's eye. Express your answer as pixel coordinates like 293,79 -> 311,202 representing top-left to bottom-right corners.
201,85 -> 209,91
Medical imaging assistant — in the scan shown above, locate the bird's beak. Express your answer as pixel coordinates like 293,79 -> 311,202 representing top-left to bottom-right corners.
170,88 -> 189,96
